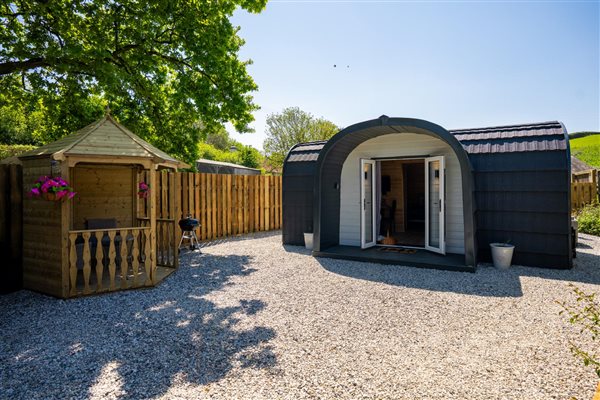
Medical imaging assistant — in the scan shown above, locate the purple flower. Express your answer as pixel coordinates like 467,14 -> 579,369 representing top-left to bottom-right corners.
32,175 -> 76,200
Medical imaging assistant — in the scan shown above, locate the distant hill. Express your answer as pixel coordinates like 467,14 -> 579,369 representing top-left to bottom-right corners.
570,132 -> 600,168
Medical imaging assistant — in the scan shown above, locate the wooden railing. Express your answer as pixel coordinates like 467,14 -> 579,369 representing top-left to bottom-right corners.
68,227 -> 152,296
138,218 -> 177,268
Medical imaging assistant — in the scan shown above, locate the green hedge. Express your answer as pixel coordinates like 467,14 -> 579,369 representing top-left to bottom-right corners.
0,144 -> 36,160
578,203 -> 600,236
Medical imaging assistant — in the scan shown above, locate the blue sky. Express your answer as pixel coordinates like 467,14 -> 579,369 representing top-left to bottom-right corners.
229,1 -> 599,150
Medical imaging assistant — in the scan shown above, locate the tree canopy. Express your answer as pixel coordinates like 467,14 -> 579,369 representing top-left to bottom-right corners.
198,125 -> 263,170
0,0 -> 267,165
263,107 -> 340,170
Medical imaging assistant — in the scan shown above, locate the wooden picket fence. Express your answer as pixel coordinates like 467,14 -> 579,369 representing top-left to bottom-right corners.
572,181 -> 599,211
572,169 -> 598,183
176,173 -> 282,240
138,172 -> 282,248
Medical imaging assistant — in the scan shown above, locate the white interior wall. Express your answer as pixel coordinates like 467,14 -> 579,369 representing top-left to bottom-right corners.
339,133 -> 465,254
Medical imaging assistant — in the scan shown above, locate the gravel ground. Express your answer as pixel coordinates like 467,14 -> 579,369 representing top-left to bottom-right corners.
1,231 -> 599,400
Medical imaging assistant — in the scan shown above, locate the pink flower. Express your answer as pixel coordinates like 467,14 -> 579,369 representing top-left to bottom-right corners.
139,182 -> 149,190
41,181 -> 52,193
31,175 -> 76,200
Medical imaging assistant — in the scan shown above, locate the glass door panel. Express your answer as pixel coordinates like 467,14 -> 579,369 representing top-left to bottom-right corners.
361,159 -> 376,249
425,156 -> 445,254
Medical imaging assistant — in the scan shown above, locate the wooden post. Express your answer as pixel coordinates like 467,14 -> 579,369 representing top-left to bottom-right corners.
227,174 -> 232,236
264,175 -> 270,230
244,175 -> 249,233
254,176 -> 260,232
59,162 -> 69,297
108,231 -> 117,290
593,170 -> 599,201
201,173 -> 207,240
212,174 -> 217,238
182,172 -> 189,217
69,233 -> 78,297
158,172 -> 169,219
170,172 -> 179,268
248,176 -> 254,232
215,174 -> 225,237
194,173 -> 200,244
206,174 -> 212,239
174,172 -> 182,251
149,167 -> 157,284
82,232 -> 91,295
222,174 -> 227,237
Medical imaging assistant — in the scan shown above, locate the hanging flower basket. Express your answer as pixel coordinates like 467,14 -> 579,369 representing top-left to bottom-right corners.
138,181 -> 150,198
30,176 -> 77,201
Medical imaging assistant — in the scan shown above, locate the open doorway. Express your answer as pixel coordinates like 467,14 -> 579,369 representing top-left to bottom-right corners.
378,159 -> 425,247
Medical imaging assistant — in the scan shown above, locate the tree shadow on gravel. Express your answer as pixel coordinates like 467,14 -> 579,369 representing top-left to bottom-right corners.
312,238 -> 600,298
0,253 -> 276,400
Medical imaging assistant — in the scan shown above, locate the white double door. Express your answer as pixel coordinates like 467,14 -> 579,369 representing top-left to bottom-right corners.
360,157 -> 445,254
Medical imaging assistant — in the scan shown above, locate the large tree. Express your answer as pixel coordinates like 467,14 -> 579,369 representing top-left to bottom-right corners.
263,107 -> 340,170
0,0 -> 266,164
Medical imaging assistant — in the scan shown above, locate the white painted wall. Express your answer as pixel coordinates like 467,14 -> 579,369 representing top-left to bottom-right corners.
339,133 -> 465,254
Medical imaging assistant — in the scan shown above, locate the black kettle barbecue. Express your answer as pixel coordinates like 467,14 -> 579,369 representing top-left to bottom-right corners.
178,214 -> 200,251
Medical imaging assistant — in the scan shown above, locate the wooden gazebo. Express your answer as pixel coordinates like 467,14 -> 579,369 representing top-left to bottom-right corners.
19,113 -> 188,298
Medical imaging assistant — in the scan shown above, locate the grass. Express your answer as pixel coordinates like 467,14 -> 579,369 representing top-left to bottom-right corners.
570,133 -> 600,168
577,203 -> 600,236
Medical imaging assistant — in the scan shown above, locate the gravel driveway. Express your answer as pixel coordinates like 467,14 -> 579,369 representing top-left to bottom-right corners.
1,231 -> 599,400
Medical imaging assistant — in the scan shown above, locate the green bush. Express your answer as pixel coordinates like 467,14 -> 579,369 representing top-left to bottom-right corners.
578,203 -> 600,236
0,144 -> 37,160
558,284 -> 600,378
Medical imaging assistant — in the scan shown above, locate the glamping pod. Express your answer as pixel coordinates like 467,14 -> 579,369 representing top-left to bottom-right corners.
18,113 -> 188,298
282,116 -> 572,271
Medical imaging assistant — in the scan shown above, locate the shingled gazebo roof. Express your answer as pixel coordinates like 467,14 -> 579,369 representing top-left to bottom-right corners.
19,114 -> 188,169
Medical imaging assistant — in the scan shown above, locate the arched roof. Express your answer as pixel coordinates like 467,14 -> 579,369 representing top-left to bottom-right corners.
285,120 -> 568,165
312,116 -> 479,265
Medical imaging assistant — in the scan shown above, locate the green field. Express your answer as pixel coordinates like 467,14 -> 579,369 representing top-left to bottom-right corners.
570,133 -> 600,168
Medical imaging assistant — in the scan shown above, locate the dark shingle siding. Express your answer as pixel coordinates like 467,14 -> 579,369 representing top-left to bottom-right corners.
289,122 -> 568,160
462,139 -> 567,154
286,141 -> 327,163
470,148 -> 570,269
450,121 -> 563,136
450,121 -> 566,154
